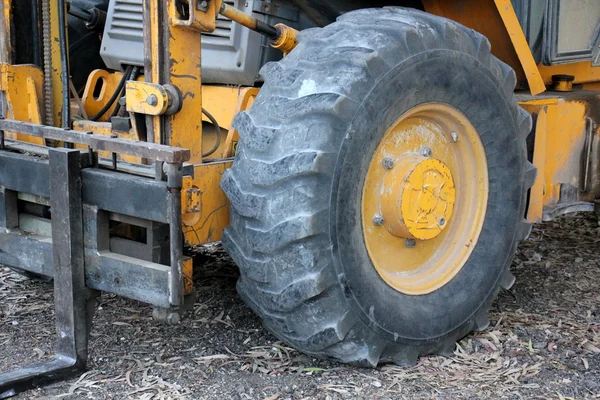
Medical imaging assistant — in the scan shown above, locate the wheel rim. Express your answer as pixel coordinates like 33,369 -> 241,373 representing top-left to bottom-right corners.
362,103 -> 488,295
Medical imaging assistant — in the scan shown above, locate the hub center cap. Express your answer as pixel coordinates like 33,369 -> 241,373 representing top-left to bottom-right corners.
381,156 -> 455,240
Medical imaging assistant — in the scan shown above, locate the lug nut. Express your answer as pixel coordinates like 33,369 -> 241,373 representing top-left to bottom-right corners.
420,147 -> 432,158
382,157 -> 394,169
147,94 -> 158,106
451,131 -> 458,143
372,214 -> 384,226
405,238 -> 416,248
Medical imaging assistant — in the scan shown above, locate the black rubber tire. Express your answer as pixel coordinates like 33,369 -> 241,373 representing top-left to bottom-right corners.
221,7 -> 536,367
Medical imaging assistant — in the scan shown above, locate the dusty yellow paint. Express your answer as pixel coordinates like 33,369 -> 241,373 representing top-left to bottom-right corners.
493,0 -> 546,95
125,81 -> 170,116
72,120 -> 142,164
81,70 -> 125,121
0,64 -> 45,145
271,24 -> 299,54
362,103 -> 488,295
165,0 -> 203,163
221,88 -> 259,158
183,257 -> 193,295
519,98 -> 590,215
202,86 -> 258,130
524,106 -> 547,222
183,161 -> 232,246
0,0 -> 10,63
538,61 -> 600,86
171,0 -> 222,33
380,157 -> 456,240
50,0 -> 66,127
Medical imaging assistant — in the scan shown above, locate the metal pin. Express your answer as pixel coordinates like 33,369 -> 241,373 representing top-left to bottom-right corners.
373,214 -> 384,226
438,217 -> 446,227
451,131 -> 458,143
147,94 -> 158,106
405,238 -> 416,248
420,147 -> 432,157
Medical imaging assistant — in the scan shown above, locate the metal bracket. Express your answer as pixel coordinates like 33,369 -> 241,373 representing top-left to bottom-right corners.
0,149 -> 98,399
125,81 -> 182,116
170,0 -> 223,32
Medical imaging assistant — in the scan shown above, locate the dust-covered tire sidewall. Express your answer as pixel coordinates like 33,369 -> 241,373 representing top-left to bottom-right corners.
332,50 -> 526,343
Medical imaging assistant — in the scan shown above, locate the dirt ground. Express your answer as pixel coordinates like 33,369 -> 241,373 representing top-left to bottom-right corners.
1,213 -> 599,400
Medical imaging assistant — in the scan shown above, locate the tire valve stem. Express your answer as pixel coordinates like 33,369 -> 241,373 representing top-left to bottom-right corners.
405,238 -> 417,248
372,214 -> 384,226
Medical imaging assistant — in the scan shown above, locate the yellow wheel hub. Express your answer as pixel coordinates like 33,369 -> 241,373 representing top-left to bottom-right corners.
381,156 -> 456,240
362,103 -> 488,295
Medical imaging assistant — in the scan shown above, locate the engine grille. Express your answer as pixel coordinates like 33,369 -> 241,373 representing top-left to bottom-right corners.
203,1 -> 236,45
109,0 -> 235,44
110,0 -> 143,40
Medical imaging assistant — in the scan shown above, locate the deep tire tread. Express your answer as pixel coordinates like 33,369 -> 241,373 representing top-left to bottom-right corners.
222,7 -> 534,366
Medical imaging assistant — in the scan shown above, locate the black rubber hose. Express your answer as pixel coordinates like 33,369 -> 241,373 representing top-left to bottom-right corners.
90,65 -> 133,121
111,66 -> 139,118
201,108 -> 222,158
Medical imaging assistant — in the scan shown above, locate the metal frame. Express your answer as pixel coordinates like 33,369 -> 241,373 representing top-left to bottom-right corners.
543,0 -> 600,66
0,119 -> 189,397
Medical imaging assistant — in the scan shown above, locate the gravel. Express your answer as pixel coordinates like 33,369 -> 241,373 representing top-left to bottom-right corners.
1,213 -> 599,399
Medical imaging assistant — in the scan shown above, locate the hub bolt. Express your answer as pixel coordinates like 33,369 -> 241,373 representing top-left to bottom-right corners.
420,147 -> 432,158
147,94 -> 158,106
382,157 -> 394,169
451,131 -> 458,143
405,238 -> 416,248
372,214 -> 384,226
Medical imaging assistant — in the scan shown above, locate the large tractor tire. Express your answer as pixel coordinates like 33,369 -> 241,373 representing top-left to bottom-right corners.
221,7 -> 536,366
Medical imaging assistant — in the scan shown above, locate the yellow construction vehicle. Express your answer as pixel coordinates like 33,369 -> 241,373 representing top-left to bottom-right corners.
0,0 -> 598,396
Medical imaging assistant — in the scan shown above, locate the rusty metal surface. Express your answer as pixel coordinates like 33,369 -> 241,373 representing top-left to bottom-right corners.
0,119 -> 190,163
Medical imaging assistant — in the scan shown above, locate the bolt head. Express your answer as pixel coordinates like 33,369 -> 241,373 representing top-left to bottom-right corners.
420,147 -> 432,158
147,94 -> 158,106
372,214 -> 384,226
405,238 -> 416,248
451,131 -> 458,143
382,157 -> 394,169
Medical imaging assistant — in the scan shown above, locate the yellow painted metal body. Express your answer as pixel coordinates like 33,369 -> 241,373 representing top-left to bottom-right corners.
380,157 -> 456,240
271,24 -> 299,55
0,64 -> 45,145
172,0 -> 222,32
82,70 -> 126,121
125,81 -> 170,116
519,95 -> 599,222
362,103 -> 488,295
48,0 -> 67,126
423,0 -> 600,94
183,162 -> 232,245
